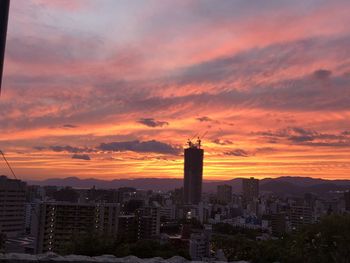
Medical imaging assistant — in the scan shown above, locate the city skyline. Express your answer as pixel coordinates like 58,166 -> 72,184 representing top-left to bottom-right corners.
1,0 -> 350,181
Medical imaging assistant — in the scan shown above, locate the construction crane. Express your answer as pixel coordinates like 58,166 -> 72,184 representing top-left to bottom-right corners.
196,130 -> 208,148
0,0 -> 10,94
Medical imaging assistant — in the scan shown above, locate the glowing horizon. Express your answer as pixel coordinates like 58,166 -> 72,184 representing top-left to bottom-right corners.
1,0 -> 350,181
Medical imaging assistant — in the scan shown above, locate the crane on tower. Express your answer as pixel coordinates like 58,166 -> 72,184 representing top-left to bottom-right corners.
187,130 -> 208,149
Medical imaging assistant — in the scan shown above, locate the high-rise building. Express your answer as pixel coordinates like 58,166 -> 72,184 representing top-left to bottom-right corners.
242,177 -> 259,202
0,175 -> 26,237
217,184 -> 232,204
33,202 -> 120,254
184,140 -> 204,205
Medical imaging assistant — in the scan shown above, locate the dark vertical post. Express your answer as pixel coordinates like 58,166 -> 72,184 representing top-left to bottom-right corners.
0,0 -> 10,94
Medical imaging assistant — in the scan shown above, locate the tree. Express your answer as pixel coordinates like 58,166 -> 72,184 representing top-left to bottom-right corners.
212,234 -> 256,261
213,215 -> 350,263
63,232 -> 190,259
63,231 -> 116,256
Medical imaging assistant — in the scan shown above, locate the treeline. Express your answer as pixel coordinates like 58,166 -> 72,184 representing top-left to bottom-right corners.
212,215 -> 350,263
63,234 -> 190,259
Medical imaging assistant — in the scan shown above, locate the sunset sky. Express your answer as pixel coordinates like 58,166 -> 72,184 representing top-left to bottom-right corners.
1,0 -> 350,181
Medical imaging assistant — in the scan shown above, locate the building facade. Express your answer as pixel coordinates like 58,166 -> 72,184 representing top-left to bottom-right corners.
136,204 -> 160,240
33,202 -> 119,254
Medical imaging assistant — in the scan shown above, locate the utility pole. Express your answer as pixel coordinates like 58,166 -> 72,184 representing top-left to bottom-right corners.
0,0 -> 10,94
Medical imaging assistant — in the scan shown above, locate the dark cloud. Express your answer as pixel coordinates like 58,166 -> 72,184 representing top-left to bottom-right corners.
288,135 -> 315,143
256,127 -> 316,138
286,127 -> 317,143
225,149 -> 249,157
255,147 -> 277,154
98,140 -> 180,155
33,146 -> 45,151
196,116 -> 213,122
63,124 -> 78,128
302,141 -> 350,147
71,154 -> 91,161
256,127 -> 350,147
49,145 -> 91,153
138,118 -> 169,127
313,69 -> 332,79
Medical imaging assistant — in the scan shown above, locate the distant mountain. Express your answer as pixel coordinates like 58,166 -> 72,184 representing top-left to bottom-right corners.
259,181 -> 303,196
27,176 -> 350,196
28,177 -> 184,191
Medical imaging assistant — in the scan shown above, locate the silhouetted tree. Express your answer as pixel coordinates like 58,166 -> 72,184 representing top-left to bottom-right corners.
63,232 -> 190,259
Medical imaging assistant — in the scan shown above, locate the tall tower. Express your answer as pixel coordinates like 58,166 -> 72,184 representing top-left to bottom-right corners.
184,139 -> 204,205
